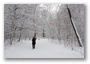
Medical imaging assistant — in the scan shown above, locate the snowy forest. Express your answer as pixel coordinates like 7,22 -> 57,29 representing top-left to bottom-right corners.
4,4 -> 85,58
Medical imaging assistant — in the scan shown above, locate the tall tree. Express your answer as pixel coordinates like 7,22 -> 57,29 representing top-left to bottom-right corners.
66,4 -> 83,47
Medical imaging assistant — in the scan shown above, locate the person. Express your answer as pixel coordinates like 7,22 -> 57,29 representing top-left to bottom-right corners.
32,36 -> 36,49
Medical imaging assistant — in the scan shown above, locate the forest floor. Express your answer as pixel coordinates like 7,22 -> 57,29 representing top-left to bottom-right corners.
4,38 -> 84,58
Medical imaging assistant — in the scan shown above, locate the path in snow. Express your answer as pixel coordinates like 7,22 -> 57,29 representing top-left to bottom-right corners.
4,39 -> 84,58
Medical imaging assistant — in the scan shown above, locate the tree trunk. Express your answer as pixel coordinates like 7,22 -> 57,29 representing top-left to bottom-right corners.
66,4 -> 83,47
43,29 -> 45,37
18,33 -> 21,42
10,34 -> 12,45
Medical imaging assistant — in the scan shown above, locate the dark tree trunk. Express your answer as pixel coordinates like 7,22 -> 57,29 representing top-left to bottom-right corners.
18,33 -> 21,42
43,29 -> 45,37
66,4 -> 82,47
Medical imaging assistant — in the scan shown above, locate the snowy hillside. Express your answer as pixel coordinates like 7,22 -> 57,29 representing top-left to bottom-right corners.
4,39 -> 84,58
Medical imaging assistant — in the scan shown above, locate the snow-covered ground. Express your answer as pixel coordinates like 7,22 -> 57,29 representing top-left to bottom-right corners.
4,38 -> 84,58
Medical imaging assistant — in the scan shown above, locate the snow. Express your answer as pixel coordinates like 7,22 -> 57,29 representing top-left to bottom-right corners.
4,38 -> 84,58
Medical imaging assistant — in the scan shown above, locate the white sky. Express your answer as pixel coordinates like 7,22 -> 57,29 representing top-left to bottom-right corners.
39,4 -> 61,13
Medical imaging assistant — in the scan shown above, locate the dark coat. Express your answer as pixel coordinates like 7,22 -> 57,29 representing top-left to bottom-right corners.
32,37 -> 36,45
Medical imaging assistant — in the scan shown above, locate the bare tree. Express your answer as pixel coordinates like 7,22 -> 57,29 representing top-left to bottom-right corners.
66,4 -> 83,47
